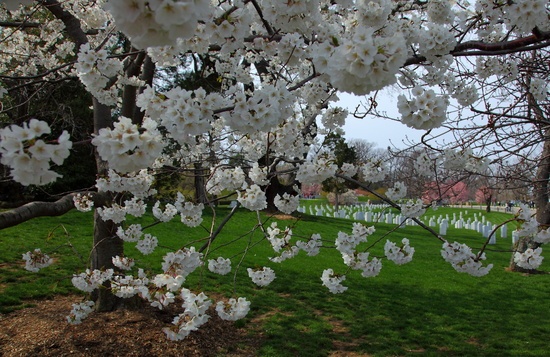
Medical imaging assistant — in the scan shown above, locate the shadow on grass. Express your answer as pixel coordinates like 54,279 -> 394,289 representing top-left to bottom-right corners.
249,273 -> 550,357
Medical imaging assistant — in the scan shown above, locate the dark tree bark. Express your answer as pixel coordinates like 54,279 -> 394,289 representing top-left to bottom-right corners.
89,99 -> 126,310
264,175 -> 298,212
509,129 -> 550,273
194,162 -> 209,204
90,210 -> 125,311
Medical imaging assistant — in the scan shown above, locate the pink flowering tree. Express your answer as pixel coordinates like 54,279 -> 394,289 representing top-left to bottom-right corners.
1,0 -> 549,338
476,186 -> 494,213
301,183 -> 321,198
422,181 -> 469,205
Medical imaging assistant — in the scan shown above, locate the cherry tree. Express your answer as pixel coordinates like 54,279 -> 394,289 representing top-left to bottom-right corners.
1,0 -> 550,340
423,180 -> 471,205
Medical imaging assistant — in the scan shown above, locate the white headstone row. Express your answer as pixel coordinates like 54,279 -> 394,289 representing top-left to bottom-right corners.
298,205 -> 514,245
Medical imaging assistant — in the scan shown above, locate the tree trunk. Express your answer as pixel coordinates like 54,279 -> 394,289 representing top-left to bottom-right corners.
194,162 -> 208,204
91,210 -> 124,311
485,194 -> 492,213
509,127 -> 550,272
90,99 -> 123,310
264,176 -> 297,213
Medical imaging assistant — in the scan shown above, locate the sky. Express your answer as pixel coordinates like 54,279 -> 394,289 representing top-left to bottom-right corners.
337,92 -> 428,149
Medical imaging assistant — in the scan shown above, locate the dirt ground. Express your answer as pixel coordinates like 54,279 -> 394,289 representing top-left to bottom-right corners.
0,295 -> 261,357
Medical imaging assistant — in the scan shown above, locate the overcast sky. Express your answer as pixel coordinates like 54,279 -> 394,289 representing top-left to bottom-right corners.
337,92 -> 427,149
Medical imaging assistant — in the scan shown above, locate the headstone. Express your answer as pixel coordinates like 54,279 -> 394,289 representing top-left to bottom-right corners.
512,230 -> 520,245
500,225 -> 507,239
355,211 -> 365,220
455,219 -> 463,229
366,211 -> 372,222
440,219 -> 448,235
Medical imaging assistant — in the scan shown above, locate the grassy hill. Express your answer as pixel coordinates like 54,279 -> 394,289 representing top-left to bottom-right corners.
1,206 -> 549,356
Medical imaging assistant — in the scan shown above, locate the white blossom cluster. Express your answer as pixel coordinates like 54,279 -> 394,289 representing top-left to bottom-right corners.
206,167 -> 247,195
152,274 -> 185,293
96,170 -> 156,199
72,269 -> 114,293
177,201 -> 204,227
517,218 -> 539,238
340,163 -> 358,178
226,83 -> 295,134
398,87 -> 449,130
361,160 -> 388,183
529,77 -> 548,102
342,252 -> 383,278
162,247 -> 203,279
92,117 -> 165,173
111,271 -> 150,298
112,255 -> 135,271
247,267 -> 276,287
237,184 -> 267,211
321,268 -> 348,294
385,181 -> 407,201
442,148 -> 489,174
73,193 -> 94,212
104,0 -> 210,49
295,234 -> 323,257
427,0 -> 455,24
96,198 -> 146,224
475,56 -> 519,82
400,199 -> 426,218
325,28 -> 408,95
0,119 -> 72,186
116,224 -> 144,242
384,238 -> 415,265
216,297 -> 251,321
74,43 -> 124,106
503,0 -> 550,35
534,228 -> 550,245
321,107 -> 348,131
116,223 -> 158,255
260,0 -> 322,33
449,81 -> 479,107
136,234 -> 159,255
335,223 -> 375,255
441,242 -> 493,277
207,257 -> 232,275
267,224 -> 323,263
513,248 -> 544,270
162,289 -> 212,341
296,156 -> 338,184
266,222 -> 292,253
274,193 -> 300,214
152,201 -> 178,222
415,152 -> 433,177
22,249 -> 54,272
66,301 -> 95,325
417,23 -> 457,61
157,87 -> 222,146
248,163 -> 269,186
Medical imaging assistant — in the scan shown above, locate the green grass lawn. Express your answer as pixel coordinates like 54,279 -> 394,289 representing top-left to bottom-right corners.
1,205 -> 548,356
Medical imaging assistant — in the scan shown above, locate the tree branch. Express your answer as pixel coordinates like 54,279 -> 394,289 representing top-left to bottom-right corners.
0,192 -> 107,230
404,30 -> 550,66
